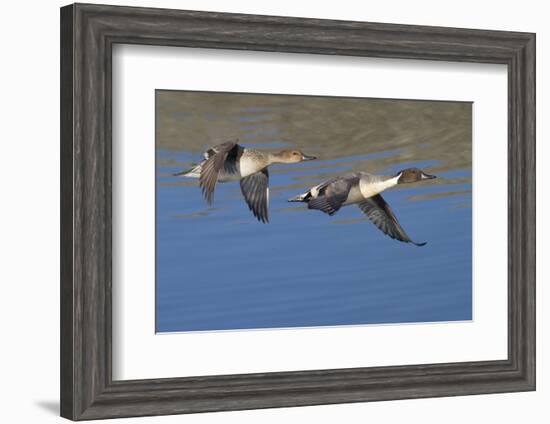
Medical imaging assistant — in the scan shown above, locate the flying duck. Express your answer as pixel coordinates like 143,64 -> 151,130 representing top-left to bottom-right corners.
174,140 -> 316,223
288,168 -> 436,246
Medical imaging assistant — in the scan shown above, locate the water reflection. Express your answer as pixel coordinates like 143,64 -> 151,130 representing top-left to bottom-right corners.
155,90 -> 472,333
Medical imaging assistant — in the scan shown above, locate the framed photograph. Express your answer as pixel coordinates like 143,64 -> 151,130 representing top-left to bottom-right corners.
60,3 -> 535,420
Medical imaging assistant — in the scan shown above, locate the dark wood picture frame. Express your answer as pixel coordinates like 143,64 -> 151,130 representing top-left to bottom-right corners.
60,3 -> 536,420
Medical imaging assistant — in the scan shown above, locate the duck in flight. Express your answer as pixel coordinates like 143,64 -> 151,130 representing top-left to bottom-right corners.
288,168 -> 436,246
174,140 -> 316,223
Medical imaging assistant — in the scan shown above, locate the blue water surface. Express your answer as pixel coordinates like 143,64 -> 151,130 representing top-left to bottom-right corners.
155,92 -> 472,332
156,154 -> 472,332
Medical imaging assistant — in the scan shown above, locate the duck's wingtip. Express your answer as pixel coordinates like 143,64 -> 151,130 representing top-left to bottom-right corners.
202,193 -> 214,205
413,241 -> 427,247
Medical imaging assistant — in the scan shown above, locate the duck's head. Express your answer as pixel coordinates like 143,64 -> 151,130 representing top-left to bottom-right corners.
274,149 -> 317,164
396,168 -> 436,184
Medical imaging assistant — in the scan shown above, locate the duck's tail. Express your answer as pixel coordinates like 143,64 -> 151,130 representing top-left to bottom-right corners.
173,163 -> 202,178
288,191 -> 311,202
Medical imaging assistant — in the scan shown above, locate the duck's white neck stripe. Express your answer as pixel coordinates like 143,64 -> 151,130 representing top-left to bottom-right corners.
360,174 -> 400,199
381,174 -> 401,190
395,172 -> 403,182
390,173 -> 402,186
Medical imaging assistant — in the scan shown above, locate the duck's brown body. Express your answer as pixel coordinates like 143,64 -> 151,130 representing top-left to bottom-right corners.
175,141 -> 316,223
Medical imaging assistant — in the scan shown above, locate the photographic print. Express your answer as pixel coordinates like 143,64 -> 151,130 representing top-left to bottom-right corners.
156,90 -> 472,333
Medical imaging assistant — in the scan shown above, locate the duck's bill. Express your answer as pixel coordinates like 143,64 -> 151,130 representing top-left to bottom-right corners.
301,154 -> 317,161
421,172 -> 436,180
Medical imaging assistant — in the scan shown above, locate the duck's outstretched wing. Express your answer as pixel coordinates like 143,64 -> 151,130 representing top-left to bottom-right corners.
307,176 -> 355,216
357,194 -> 426,246
199,141 -> 240,204
240,169 -> 269,223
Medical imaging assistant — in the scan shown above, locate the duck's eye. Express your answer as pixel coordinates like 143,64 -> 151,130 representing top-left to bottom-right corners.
293,152 -> 299,156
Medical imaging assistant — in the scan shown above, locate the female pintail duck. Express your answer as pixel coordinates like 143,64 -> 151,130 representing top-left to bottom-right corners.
288,168 -> 436,246
174,140 -> 316,223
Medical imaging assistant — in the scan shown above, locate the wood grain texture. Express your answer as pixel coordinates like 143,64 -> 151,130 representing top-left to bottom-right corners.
60,4 -> 74,419
60,3 -> 536,420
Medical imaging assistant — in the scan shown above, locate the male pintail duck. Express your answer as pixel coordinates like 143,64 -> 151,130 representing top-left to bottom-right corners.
288,168 -> 436,246
174,140 -> 316,223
